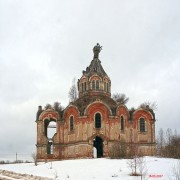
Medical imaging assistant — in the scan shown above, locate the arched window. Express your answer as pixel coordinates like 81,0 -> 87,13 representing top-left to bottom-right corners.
104,82 -> 106,91
107,83 -> 109,92
96,80 -> 99,90
47,121 -> 56,139
81,83 -> 84,92
95,113 -> 101,128
92,80 -> 95,90
121,116 -> 124,130
70,116 -> 74,131
84,82 -> 87,91
140,118 -> 145,132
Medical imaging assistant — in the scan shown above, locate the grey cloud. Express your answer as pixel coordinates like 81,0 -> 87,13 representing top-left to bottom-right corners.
0,0 -> 180,155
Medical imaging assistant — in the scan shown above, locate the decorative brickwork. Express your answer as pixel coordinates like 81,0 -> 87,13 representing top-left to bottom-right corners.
36,44 -> 156,160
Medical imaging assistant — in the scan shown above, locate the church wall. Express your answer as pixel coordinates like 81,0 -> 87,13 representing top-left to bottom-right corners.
36,105 -> 156,160
57,103 -> 155,159
57,121 -> 64,143
133,110 -> 155,144
36,97 -> 155,159
61,144 -> 93,159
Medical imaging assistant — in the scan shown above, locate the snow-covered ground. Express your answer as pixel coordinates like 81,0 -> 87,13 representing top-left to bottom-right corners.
0,157 -> 179,180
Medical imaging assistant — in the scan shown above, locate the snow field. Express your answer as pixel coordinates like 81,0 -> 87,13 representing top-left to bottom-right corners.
0,157 -> 179,180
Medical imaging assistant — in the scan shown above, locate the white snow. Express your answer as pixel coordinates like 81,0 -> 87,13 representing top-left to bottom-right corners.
0,157 -> 179,180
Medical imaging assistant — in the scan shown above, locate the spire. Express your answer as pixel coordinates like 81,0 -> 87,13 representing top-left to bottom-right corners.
84,58 -> 107,79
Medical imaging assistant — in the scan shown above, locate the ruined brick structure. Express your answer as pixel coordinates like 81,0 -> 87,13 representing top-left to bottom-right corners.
36,44 -> 156,160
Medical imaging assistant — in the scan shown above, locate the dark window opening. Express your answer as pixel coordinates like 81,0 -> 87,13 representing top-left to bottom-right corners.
70,116 -> 74,131
44,119 -> 49,137
84,82 -> 87,91
47,141 -> 53,154
81,83 -> 84,92
95,113 -> 101,128
140,118 -> 145,132
121,116 -> 124,130
44,119 -> 56,155
96,80 -> 99,90
92,80 -> 95,90
104,82 -> 106,91
107,83 -> 109,92
93,136 -> 103,158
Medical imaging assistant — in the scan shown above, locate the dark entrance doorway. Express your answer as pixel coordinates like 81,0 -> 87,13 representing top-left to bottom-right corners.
93,136 -> 103,158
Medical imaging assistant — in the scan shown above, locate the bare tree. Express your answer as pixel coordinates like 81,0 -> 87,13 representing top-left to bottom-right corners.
127,143 -> 148,178
171,160 -> 180,180
157,128 -> 180,158
127,144 -> 141,176
53,102 -> 63,112
165,128 -> 173,157
68,77 -> 78,102
127,155 -> 140,176
157,128 -> 165,157
138,156 -> 148,180
44,104 -> 52,110
139,101 -> 157,111
31,153 -> 37,166
112,93 -> 129,105
166,128 -> 173,145
130,107 -> 135,111
127,154 -> 148,178
169,134 -> 180,158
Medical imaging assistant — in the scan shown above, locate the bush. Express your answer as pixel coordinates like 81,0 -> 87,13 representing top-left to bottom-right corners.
0,161 -> 5,164
109,140 -> 127,159
32,153 -> 38,166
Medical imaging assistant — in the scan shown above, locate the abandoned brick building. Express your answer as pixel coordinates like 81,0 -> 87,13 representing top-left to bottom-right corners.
36,44 -> 156,160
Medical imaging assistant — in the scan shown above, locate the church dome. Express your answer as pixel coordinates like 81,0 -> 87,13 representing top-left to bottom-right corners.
78,44 -> 111,98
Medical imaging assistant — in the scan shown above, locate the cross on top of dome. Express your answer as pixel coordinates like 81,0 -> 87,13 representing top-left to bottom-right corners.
93,43 -> 102,59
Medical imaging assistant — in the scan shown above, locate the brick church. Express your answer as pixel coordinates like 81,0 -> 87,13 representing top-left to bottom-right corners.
36,44 -> 156,160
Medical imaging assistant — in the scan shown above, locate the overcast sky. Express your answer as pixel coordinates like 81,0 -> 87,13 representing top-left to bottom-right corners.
0,0 -> 180,156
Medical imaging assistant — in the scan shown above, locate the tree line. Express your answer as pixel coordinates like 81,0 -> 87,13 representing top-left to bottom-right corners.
157,128 -> 180,159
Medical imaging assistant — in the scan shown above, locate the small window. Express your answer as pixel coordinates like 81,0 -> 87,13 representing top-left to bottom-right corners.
95,113 -> 101,128
107,83 -> 109,92
84,82 -> 87,91
96,80 -> 99,90
104,82 -> 106,91
121,116 -> 124,130
70,116 -> 74,131
81,83 -> 84,92
92,80 -> 95,90
140,118 -> 145,132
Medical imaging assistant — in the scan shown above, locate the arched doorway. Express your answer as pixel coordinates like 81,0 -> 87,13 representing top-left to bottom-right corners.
93,136 -> 103,158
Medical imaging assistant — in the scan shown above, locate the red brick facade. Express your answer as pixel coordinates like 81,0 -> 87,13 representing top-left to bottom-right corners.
36,44 -> 156,160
